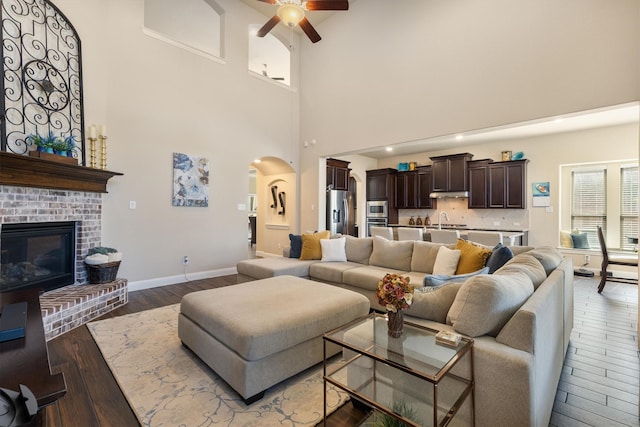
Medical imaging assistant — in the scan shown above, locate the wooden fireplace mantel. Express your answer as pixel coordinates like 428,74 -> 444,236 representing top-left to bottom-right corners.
0,151 -> 123,193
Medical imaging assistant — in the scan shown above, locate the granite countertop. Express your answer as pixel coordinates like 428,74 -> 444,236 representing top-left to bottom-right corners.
388,224 -> 529,233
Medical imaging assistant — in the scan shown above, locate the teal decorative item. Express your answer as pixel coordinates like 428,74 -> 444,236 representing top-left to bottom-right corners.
512,151 -> 524,160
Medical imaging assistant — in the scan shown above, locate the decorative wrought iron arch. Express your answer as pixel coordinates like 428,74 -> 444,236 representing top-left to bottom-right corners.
0,0 -> 85,164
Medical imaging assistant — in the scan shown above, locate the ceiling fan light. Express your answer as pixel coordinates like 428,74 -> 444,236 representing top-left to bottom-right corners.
278,4 -> 305,27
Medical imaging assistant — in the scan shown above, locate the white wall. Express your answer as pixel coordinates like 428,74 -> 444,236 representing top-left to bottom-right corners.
298,0 -> 640,234
56,0 -> 301,288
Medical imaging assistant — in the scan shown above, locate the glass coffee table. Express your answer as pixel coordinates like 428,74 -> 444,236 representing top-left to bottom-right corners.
323,313 -> 474,427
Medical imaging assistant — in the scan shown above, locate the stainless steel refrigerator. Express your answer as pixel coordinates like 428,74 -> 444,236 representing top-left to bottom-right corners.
326,190 -> 356,236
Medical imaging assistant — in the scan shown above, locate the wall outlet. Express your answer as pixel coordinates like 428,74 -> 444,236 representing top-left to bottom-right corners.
183,256 -> 189,265
584,255 -> 590,263
493,221 -> 500,226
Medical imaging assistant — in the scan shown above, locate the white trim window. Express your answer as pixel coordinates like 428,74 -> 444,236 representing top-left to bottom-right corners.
620,165 -> 639,251
568,161 -> 638,251
571,167 -> 606,248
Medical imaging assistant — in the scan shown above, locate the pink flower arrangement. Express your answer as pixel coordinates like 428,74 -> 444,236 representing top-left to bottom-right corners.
376,273 -> 414,312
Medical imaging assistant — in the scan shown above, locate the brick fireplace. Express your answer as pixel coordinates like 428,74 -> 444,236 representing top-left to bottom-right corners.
0,152 -> 125,340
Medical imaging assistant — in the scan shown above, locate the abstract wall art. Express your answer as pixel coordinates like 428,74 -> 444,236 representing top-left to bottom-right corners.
172,152 -> 209,207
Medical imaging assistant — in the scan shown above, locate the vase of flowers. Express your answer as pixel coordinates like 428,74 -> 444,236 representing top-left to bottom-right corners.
376,273 -> 414,338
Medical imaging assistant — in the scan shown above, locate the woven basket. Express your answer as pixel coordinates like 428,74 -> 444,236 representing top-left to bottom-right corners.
85,261 -> 121,284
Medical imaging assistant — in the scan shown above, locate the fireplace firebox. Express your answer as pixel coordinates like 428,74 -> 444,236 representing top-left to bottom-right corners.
0,222 -> 76,293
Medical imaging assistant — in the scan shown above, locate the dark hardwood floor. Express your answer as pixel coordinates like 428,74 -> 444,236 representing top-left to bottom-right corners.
39,275 -> 366,427
37,274 -> 638,427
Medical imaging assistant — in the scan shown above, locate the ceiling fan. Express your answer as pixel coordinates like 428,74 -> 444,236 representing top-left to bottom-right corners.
255,0 -> 349,43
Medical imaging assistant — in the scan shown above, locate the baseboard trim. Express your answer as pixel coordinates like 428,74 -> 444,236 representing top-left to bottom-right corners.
128,267 -> 238,292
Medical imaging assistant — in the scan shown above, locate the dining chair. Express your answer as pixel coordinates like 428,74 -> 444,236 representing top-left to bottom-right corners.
429,229 -> 460,244
370,226 -> 394,240
596,226 -> 638,293
467,231 -> 503,246
397,227 -> 424,241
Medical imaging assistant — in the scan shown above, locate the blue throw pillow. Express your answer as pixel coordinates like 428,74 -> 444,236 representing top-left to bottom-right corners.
486,243 -> 514,274
422,267 -> 489,288
289,234 -> 302,258
571,233 -> 590,249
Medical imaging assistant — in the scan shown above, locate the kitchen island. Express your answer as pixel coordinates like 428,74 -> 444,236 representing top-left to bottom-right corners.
387,224 -> 528,245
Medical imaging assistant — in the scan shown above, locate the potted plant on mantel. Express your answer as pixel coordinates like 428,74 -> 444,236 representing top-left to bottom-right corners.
26,131 -> 77,164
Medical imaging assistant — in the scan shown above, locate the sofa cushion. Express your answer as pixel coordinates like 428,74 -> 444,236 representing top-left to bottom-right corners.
369,236 -> 414,271
345,235 -> 373,265
455,239 -> 493,274
342,265 -> 408,292
288,234 -> 302,258
423,267 -> 489,287
410,241 -> 446,274
236,257 -> 317,279
496,253 -> 547,289
486,243 -> 514,273
408,282 -> 464,323
446,271 -> 534,337
320,237 -> 347,262
527,247 -> 563,276
299,230 -> 330,260
310,261 -> 362,283
432,246 -> 461,275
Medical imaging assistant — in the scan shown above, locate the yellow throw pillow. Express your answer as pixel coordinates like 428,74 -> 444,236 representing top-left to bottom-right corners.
455,239 -> 493,274
299,230 -> 331,260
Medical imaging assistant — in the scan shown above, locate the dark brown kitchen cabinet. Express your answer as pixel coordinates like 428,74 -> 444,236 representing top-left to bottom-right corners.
366,168 -> 397,201
395,167 -> 436,209
468,159 -> 528,209
489,160 -> 528,209
468,159 -> 493,209
395,172 -> 416,208
326,158 -> 350,190
416,166 -> 435,208
431,153 -> 473,192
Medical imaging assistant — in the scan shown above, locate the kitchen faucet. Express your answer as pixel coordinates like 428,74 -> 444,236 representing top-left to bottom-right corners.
438,211 -> 449,230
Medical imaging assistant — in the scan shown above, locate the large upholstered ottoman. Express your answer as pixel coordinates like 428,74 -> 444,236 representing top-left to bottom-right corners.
178,275 -> 370,403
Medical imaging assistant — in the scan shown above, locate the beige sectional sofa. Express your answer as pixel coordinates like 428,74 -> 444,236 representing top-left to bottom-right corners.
236,235 -> 573,427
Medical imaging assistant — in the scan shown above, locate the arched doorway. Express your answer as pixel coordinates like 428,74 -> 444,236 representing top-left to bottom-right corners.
249,157 -> 297,256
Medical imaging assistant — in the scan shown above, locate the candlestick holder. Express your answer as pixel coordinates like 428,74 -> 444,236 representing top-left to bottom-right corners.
89,137 -> 97,168
99,135 -> 107,170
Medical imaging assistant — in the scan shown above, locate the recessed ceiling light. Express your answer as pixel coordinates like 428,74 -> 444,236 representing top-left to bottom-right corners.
385,147 -> 393,152
253,159 -> 262,163
456,135 -> 464,141
554,118 -> 564,123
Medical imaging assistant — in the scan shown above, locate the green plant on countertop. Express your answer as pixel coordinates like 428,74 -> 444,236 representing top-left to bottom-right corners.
367,401 -> 420,427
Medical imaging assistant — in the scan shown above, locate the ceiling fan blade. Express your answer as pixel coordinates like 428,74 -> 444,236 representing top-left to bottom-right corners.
299,17 -> 321,43
257,15 -> 281,37
306,0 -> 349,11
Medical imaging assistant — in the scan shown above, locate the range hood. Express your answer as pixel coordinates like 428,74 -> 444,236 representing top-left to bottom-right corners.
429,191 -> 469,199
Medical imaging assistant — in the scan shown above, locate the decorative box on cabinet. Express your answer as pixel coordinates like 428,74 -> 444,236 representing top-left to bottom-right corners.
430,153 -> 473,192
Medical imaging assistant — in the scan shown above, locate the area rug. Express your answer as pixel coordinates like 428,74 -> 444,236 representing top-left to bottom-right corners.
88,304 -> 350,427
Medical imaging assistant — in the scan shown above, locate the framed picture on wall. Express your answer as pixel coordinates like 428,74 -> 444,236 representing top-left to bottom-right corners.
172,152 -> 210,207
532,181 -> 550,207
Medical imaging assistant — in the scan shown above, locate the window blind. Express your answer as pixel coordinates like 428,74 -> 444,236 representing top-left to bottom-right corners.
571,169 -> 606,248
620,166 -> 638,251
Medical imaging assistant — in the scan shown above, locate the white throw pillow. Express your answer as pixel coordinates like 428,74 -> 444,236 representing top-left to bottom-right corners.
432,246 -> 461,275
320,237 -> 347,262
